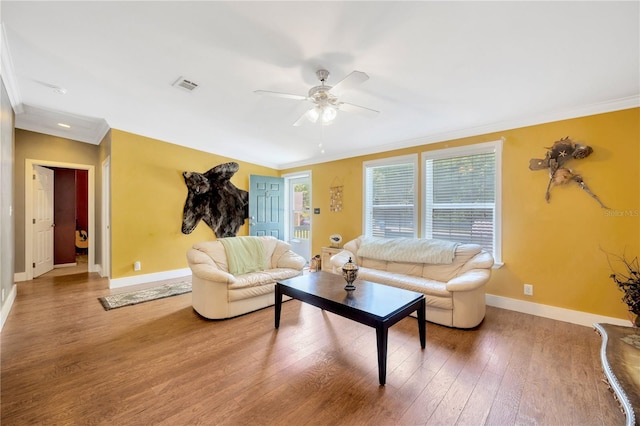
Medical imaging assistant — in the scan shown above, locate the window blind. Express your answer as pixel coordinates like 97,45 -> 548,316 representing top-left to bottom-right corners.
364,156 -> 417,238
424,149 -> 497,255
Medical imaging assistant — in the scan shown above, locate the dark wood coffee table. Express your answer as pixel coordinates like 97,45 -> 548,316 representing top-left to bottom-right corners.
275,271 -> 426,386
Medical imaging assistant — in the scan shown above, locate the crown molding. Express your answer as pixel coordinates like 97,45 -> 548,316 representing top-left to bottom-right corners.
93,119 -> 111,144
0,24 -> 23,114
15,104 -> 110,145
277,96 -> 640,169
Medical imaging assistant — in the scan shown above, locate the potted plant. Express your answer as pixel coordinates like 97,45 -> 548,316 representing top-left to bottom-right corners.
609,254 -> 640,327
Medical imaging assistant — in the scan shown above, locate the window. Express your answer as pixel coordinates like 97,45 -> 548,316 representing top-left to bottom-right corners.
363,154 -> 418,238
423,140 -> 502,263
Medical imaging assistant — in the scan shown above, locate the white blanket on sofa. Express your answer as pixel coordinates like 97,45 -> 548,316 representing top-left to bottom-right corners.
219,236 -> 267,275
357,237 -> 459,264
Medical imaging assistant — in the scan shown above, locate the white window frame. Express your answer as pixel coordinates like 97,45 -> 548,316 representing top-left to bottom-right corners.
362,154 -> 418,238
421,140 -> 502,264
282,171 -> 312,242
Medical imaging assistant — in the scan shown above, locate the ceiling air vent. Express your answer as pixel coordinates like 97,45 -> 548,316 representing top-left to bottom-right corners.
172,76 -> 199,92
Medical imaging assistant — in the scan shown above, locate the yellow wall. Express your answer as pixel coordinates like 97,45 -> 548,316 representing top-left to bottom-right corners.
15,109 -> 636,321
284,108 -> 640,320
109,129 -> 277,279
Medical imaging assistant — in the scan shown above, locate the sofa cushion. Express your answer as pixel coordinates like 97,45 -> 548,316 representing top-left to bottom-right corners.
360,257 -> 388,271
191,236 -> 288,274
262,237 -> 279,268
421,244 -> 482,282
426,295 -> 454,310
228,268 -> 302,290
192,240 -> 230,272
386,261 -> 423,277
358,268 -> 451,297
345,237 -> 484,282
274,248 -> 307,270
357,236 -> 459,264
229,282 -> 276,301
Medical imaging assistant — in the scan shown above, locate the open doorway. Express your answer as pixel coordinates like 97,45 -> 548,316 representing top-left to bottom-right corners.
25,159 -> 95,280
31,165 -> 88,278
48,167 -> 89,277
284,171 -> 312,263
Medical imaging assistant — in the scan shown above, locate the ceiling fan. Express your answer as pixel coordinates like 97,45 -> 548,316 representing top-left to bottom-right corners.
255,69 -> 379,126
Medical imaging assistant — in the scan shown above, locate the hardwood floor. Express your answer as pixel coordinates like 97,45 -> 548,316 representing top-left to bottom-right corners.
1,271 -> 625,425
41,254 -> 88,277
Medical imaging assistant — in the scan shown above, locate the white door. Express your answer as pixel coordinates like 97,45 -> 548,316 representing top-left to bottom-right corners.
33,165 -> 54,277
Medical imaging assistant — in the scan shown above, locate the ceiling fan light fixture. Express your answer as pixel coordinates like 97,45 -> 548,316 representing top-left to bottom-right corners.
321,106 -> 337,122
305,107 -> 321,123
256,68 -> 376,126
304,105 -> 337,125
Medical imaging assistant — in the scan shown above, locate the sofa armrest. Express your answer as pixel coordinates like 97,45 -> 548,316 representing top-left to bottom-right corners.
186,248 -> 235,284
446,269 -> 491,292
276,250 -> 306,270
330,250 -> 354,271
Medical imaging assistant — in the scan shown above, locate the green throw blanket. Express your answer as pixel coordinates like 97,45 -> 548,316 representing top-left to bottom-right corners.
219,237 -> 267,275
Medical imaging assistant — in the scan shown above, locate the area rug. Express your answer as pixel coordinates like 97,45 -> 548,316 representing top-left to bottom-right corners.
98,280 -> 191,311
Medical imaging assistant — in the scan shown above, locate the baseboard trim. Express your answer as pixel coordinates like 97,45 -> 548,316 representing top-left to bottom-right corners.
485,294 -> 631,328
10,270 -> 628,327
92,263 -> 103,276
1,284 -> 17,332
109,268 -> 192,289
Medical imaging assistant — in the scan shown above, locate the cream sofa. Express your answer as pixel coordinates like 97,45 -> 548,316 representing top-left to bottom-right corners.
186,236 -> 305,319
330,236 -> 494,328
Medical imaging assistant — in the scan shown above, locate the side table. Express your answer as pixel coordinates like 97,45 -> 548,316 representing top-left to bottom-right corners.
320,246 -> 341,272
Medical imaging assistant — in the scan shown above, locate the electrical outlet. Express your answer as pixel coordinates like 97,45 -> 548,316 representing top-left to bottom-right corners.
524,284 -> 533,296
134,261 -> 141,271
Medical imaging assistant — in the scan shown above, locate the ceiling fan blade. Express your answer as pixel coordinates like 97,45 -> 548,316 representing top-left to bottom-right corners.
254,90 -> 307,101
338,102 -> 379,115
293,109 -> 312,126
293,106 -> 326,126
329,71 -> 369,96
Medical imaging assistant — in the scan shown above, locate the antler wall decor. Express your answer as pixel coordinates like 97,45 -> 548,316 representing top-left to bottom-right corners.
529,136 -> 608,208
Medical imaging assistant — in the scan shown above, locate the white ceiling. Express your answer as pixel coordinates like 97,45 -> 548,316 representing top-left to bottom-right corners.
2,1 -> 638,169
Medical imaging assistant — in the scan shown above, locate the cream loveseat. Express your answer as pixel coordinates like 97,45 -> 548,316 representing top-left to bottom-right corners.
187,236 -> 305,319
330,236 -> 494,328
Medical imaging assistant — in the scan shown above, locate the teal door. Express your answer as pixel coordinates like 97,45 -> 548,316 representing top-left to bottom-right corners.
249,175 -> 284,239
